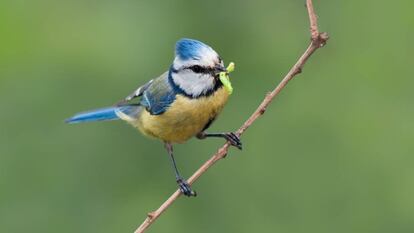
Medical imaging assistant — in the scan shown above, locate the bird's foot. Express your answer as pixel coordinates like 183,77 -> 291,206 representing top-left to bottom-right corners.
177,178 -> 197,197
224,132 -> 242,150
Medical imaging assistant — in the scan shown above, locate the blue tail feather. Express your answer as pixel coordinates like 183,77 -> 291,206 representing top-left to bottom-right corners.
65,105 -> 139,124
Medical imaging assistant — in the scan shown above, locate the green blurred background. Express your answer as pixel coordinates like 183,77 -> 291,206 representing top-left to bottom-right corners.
1,0 -> 413,232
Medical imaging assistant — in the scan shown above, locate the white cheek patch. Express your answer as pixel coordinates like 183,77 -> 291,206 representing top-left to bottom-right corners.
171,44 -> 220,97
172,71 -> 215,97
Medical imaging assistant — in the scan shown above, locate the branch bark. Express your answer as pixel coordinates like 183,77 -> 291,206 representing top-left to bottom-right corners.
134,1 -> 329,232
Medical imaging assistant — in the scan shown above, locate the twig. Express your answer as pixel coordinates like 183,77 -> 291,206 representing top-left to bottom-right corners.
134,1 -> 329,232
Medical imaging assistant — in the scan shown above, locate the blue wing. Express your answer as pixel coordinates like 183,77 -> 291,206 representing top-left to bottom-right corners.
66,71 -> 175,124
140,71 -> 177,115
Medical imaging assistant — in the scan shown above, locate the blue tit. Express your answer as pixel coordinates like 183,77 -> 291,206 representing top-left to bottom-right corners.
66,38 -> 242,196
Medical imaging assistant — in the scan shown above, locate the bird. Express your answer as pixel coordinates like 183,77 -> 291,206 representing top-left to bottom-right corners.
66,38 -> 242,197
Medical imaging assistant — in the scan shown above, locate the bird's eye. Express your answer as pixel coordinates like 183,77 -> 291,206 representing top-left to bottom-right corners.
189,65 -> 204,73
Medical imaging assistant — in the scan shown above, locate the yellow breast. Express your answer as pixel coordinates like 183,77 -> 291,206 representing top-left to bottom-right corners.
134,87 -> 229,143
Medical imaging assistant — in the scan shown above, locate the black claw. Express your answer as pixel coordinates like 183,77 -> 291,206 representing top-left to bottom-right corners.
224,132 -> 243,150
177,178 -> 197,197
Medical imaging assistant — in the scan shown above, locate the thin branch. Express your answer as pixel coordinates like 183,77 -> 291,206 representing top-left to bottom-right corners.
306,0 -> 319,40
134,1 -> 329,232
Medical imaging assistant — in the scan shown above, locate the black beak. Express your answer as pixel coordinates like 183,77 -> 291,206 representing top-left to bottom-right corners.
214,65 -> 226,75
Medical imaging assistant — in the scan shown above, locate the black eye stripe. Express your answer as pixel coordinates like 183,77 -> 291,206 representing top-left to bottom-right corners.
187,65 -> 214,74
190,65 -> 204,73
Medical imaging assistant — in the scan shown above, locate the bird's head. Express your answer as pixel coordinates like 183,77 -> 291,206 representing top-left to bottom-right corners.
170,38 -> 226,97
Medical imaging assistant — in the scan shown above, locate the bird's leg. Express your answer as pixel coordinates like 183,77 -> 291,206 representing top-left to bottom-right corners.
164,142 -> 197,197
196,132 -> 242,150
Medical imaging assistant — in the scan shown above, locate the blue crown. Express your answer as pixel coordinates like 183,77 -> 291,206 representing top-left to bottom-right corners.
175,38 -> 211,60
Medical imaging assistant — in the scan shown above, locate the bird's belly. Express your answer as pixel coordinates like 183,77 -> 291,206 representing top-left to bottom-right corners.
135,87 -> 229,143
